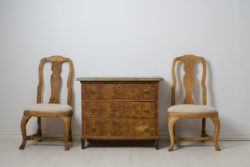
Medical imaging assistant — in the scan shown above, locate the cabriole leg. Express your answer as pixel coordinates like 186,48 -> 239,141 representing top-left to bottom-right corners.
168,116 -> 178,151
211,116 -> 221,151
19,115 -> 31,150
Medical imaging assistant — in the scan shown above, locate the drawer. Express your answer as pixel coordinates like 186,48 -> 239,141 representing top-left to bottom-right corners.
84,101 -> 156,118
82,83 -> 158,100
84,118 -> 155,137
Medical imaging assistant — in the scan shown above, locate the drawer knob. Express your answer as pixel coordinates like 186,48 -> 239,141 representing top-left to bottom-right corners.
90,90 -> 96,95
90,127 -> 96,132
144,89 -> 151,95
144,108 -> 151,113
144,127 -> 150,132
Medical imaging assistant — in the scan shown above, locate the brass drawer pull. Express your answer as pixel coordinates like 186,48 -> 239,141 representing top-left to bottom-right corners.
90,90 -> 96,95
144,127 -> 150,132
90,127 -> 96,132
144,89 -> 151,95
144,108 -> 151,113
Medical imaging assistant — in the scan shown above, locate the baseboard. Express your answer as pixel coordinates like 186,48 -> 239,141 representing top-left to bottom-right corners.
1,131 -> 250,141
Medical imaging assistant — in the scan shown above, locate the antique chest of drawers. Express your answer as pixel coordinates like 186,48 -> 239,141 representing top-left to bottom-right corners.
76,77 -> 163,149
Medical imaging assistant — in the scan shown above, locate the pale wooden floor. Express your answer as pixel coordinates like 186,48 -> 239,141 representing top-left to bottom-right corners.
1,137 -> 250,167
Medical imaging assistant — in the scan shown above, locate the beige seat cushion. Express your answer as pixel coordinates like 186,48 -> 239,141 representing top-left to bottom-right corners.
168,104 -> 216,113
24,103 -> 72,112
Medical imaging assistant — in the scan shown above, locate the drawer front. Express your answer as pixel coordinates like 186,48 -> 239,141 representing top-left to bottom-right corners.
84,101 -> 156,118
82,83 -> 158,100
84,118 -> 155,137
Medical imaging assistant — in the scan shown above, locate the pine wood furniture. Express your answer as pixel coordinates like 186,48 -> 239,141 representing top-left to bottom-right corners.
19,55 -> 73,150
168,55 -> 221,151
77,77 -> 163,149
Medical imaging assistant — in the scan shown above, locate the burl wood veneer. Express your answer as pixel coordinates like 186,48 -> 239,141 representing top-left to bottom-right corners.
77,77 -> 163,149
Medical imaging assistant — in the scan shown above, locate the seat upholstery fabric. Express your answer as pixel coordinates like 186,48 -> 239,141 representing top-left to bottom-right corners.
24,103 -> 72,112
168,104 -> 216,113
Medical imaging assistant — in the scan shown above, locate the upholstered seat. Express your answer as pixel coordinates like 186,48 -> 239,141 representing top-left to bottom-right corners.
168,104 -> 216,113
24,104 -> 72,112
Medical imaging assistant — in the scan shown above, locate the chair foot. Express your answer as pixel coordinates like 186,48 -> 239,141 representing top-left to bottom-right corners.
19,143 -> 26,150
64,145 -> 70,151
214,144 -> 221,151
168,145 -> 174,151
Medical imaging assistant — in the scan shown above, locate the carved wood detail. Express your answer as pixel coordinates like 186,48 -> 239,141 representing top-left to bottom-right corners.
37,55 -> 73,105
49,62 -> 62,103
171,54 -> 207,105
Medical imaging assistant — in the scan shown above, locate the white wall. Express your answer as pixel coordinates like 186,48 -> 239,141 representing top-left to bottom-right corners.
0,0 -> 249,140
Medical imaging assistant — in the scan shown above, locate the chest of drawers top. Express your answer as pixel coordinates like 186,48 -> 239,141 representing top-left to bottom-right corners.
76,77 -> 163,82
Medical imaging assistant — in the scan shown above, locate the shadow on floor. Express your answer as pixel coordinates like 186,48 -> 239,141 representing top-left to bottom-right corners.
83,139 -> 170,150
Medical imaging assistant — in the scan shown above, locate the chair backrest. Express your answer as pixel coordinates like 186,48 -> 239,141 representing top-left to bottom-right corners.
171,54 -> 207,105
37,55 -> 73,106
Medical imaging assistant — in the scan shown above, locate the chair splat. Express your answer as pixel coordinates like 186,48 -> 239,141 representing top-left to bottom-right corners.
172,55 -> 207,105
183,61 -> 195,104
49,62 -> 62,104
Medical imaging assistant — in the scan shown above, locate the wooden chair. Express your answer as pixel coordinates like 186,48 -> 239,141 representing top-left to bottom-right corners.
168,55 -> 221,151
19,55 -> 73,150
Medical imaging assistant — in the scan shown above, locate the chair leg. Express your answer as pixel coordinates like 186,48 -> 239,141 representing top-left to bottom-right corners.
168,116 -> 178,151
201,118 -> 206,137
173,124 -> 176,136
63,116 -> 71,150
69,122 -> 72,142
19,115 -> 31,150
211,116 -> 221,151
36,117 -> 43,141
